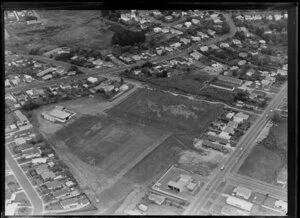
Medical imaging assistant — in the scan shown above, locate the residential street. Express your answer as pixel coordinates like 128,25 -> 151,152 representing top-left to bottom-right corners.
5,146 -> 44,215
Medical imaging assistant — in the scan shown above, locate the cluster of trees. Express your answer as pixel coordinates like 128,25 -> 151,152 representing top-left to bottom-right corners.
28,47 -> 40,55
111,27 -> 146,46
234,90 -> 250,102
259,126 -> 287,164
23,15 -> 38,21
101,10 -> 121,21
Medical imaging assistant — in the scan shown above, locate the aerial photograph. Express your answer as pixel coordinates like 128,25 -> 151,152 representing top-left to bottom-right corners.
4,5 -> 291,216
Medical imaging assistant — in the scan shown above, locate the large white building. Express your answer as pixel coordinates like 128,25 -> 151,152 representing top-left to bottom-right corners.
41,106 -> 76,123
226,196 -> 253,212
233,186 -> 252,200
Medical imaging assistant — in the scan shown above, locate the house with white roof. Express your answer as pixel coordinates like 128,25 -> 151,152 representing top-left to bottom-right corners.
184,21 -> 192,28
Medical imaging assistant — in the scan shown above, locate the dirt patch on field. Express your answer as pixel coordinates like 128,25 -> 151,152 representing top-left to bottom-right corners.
108,89 -> 224,134
178,150 -> 223,176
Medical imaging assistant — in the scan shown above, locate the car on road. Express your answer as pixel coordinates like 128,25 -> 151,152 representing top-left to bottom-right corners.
220,165 -> 225,170
240,147 -> 243,150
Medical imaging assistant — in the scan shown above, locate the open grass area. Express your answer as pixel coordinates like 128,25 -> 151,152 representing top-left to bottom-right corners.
238,146 -> 282,183
5,10 -> 114,54
54,114 -> 166,175
124,136 -> 185,184
108,89 -> 224,134
238,118 -> 287,183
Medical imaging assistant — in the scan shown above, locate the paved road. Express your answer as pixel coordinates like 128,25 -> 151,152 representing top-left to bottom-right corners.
183,82 -> 287,215
5,146 -> 44,215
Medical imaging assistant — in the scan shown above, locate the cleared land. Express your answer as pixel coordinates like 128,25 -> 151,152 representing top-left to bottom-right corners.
108,88 -> 224,134
238,118 -> 287,183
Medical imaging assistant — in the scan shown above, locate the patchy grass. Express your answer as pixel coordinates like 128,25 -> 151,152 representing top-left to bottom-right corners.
54,114 -> 166,174
238,118 -> 287,183
238,146 -> 282,183
5,10 -> 114,54
108,88 -> 224,134
124,136 -> 184,184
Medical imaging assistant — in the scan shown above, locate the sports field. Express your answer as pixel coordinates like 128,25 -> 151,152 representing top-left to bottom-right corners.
108,89 -> 224,134
55,114 -> 168,176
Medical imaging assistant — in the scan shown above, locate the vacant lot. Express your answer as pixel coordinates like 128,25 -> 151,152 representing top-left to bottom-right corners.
238,146 -> 282,183
238,118 -> 287,183
108,89 -> 224,134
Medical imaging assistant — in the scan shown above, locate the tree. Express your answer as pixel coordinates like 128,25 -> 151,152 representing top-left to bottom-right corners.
271,111 -> 282,123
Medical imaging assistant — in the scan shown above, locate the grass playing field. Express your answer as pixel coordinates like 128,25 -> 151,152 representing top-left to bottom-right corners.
108,89 -> 224,134
54,114 -> 167,176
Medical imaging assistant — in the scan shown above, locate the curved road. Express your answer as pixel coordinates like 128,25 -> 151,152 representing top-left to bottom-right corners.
6,12 -> 237,95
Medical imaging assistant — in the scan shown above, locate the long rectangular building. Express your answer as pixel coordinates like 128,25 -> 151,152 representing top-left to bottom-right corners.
218,75 -> 243,85
226,196 -> 253,212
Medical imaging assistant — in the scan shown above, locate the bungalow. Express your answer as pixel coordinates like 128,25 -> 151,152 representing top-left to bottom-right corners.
35,164 -> 49,174
153,27 -> 162,33
22,148 -> 42,159
45,180 -> 63,190
259,40 -> 266,44
53,187 -> 71,199
261,79 -> 271,87
66,180 -> 75,187
227,121 -> 239,129
219,131 -> 231,140
87,77 -> 98,83
11,79 -> 19,86
132,55 -> 142,61
5,79 -> 11,87
232,39 -> 242,46
191,18 -> 200,25
197,31 -> 209,39
233,116 -> 244,124
184,21 -> 192,28
223,126 -> 235,134
32,157 -> 48,164
24,75 -> 33,83
235,15 -> 244,20
274,14 -> 283,21
191,36 -> 201,42
165,15 -> 173,21
170,42 -> 181,48
41,74 -> 53,80
239,52 -> 248,58
120,13 -> 130,22
226,112 -> 235,120
37,67 -> 56,77
190,51 -> 202,60
60,197 -> 79,210
207,29 -> 216,37
238,60 -> 247,66
152,10 -> 162,17
60,83 -> 72,90
235,112 -> 249,120
210,44 -> 219,50
220,42 -> 230,48
161,28 -> 169,33
41,171 -> 56,180
200,46 -> 209,52
180,38 -> 191,45
207,134 -> 229,145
